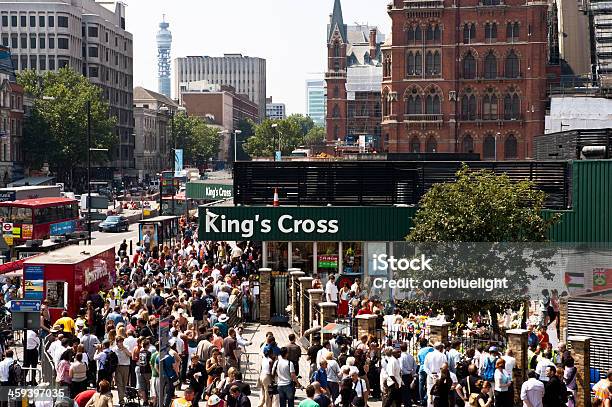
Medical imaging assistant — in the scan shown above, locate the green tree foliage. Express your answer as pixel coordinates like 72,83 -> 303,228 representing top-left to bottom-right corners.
243,114 -> 316,157
399,165 -> 561,329
18,68 -> 116,176
172,113 -> 221,167
303,126 -> 326,147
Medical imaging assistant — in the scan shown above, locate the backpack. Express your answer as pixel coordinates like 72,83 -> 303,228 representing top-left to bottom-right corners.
138,349 -> 152,374
456,358 -> 470,380
8,361 -> 23,386
102,349 -> 118,374
482,356 -> 497,381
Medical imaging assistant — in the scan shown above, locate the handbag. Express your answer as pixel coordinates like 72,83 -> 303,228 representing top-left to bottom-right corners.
268,383 -> 279,395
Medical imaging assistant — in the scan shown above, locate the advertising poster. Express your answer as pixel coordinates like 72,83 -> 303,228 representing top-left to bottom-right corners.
318,255 -> 338,269
139,223 -> 158,251
22,224 -> 33,240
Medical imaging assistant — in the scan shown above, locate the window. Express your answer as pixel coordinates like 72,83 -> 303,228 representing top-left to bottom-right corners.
88,66 -> 99,77
334,125 -> 339,139
483,0 -> 501,5
407,52 -> 422,76
507,22 -> 519,42
333,86 -> 339,98
20,15 -> 26,27
407,27 -> 415,42
504,134 -> 518,158
58,58 -> 68,69
333,42 -> 340,57
39,16 -> 45,27
483,91 -> 498,120
58,37 -> 68,49
463,23 -> 476,44
48,57 -> 55,70
425,89 -> 441,114
39,56 -> 46,70
11,35 -> 17,49
462,134 -> 474,153
49,36 -> 55,49
30,55 -> 36,70
88,26 -> 98,37
483,135 -> 496,159
48,16 -> 54,27
1,16 -> 7,27
332,104 -> 340,118
484,52 -> 497,79
1,36 -> 7,47
504,91 -> 520,119
426,136 -> 437,152
410,137 -> 421,152
485,23 -> 497,42
88,46 -> 98,58
406,93 -> 422,115
11,16 -> 17,27
20,35 -> 27,49
461,92 -> 476,120
58,16 -> 68,28
30,36 -> 36,49
30,15 -> 35,27
39,36 -> 45,49
425,51 -> 441,75
505,50 -> 520,78
463,52 -> 476,79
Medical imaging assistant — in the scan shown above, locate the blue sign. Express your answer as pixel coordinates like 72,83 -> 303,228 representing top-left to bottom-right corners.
50,220 -> 76,235
10,300 -> 41,313
24,264 -> 44,280
0,192 -> 15,202
174,149 -> 183,177
275,151 -> 282,162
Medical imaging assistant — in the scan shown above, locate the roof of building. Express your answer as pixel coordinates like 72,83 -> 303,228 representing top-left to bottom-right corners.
328,0 -> 347,42
8,176 -> 55,187
23,245 -> 114,265
1,197 -> 77,207
133,86 -> 178,107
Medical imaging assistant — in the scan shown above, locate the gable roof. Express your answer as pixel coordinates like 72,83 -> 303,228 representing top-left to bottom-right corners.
133,86 -> 178,107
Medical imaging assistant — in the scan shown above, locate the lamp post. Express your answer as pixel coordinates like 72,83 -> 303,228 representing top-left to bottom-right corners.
271,123 -> 281,160
234,129 -> 242,164
160,105 -> 186,216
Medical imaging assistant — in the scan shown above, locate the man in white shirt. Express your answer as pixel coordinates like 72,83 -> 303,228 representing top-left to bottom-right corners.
535,351 -> 556,382
325,275 -> 339,303
317,341 -> 332,367
521,370 -> 545,407
399,343 -> 417,407
447,341 -> 462,374
50,337 -> 69,367
113,337 -> 132,405
503,349 -> 517,381
0,349 -> 15,384
424,342 -> 448,407
272,347 -> 297,407
24,330 -> 40,385
384,348 -> 403,407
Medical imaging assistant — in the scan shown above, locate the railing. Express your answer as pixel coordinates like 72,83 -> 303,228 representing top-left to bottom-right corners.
41,336 -> 56,386
404,114 -> 443,122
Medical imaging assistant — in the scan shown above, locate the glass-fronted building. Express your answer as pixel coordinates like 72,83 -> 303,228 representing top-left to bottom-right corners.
306,79 -> 326,126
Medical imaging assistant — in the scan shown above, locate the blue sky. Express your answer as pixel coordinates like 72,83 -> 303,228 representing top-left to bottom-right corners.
126,0 -> 391,114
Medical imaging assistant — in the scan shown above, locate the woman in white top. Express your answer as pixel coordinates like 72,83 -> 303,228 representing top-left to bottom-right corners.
258,351 -> 274,407
326,352 -> 342,401
493,358 -> 512,407
69,353 -> 88,398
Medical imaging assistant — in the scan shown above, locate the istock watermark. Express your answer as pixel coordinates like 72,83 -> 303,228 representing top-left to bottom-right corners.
372,276 -> 509,292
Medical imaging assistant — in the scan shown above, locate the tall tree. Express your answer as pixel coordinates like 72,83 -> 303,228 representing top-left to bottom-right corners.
243,115 -> 313,158
400,165 -> 560,331
18,69 -> 116,186
172,113 -> 221,167
303,126 -> 326,147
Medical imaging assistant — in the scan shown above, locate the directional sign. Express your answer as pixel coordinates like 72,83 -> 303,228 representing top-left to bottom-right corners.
10,300 -> 41,313
2,223 -> 13,233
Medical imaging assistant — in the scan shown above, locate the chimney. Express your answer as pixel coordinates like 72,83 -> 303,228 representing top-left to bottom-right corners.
369,28 -> 377,60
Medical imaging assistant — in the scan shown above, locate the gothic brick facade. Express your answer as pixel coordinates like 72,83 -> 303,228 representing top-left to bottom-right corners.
381,0 -> 548,159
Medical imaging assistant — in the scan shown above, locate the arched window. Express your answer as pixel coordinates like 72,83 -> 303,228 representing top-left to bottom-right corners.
333,86 -> 339,98
415,26 -> 422,41
483,91 -> 498,120
462,134 -> 474,153
334,125 -> 339,139
507,22 -> 519,42
425,90 -> 441,114
504,91 -> 520,119
426,136 -> 437,152
483,135 -> 496,159
426,51 -> 433,75
484,52 -> 497,79
426,51 -> 441,75
485,23 -> 497,42
505,50 -> 520,78
463,52 -> 476,79
434,25 -> 441,41
333,42 -> 340,57
461,91 -> 477,120
333,61 -> 340,71
410,137 -> 421,152
504,134 -> 518,158
332,104 -> 340,118
407,27 -> 415,43
407,52 -> 415,75
414,51 -> 422,75
426,25 -> 434,40
348,104 -> 355,118
406,94 -> 422,115
463,23 -> 476,44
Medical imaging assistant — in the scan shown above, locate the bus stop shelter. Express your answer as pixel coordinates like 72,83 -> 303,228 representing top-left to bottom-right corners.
137,215 -> 180,250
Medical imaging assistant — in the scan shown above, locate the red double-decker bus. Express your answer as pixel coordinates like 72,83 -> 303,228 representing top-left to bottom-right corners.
0,197 -> 80,242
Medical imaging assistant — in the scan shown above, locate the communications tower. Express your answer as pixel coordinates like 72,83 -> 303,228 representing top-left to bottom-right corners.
156,16 -> 172,97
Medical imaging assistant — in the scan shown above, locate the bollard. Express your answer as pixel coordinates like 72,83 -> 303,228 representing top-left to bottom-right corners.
129,240 -> 133,255
428,321 -> 450,344
568,336 -> 591,407
259,268 -> 272,324
506,329 -> 529,405
298,277 -> 314,336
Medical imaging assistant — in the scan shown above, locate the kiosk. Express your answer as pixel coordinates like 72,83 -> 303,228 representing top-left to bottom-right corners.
22,245 -> 115,321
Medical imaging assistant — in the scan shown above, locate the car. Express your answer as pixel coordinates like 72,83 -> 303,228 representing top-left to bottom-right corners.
98,215 -> 129,233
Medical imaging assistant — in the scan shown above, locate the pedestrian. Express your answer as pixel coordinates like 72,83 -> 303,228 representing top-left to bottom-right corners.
493,358 -> 512,407
424,342 -> 448,407
257,348 -> 274,407
113,336 -> 132,405
543,366 -> 566,407
520,370 -> 545,407
84,380 -> 113,407
313,381 -> 332,407
298,385 -> 319,407
69,353 -> 88,398
325,352 -> 342,401
399,342 -> 417,407
24,329 -> 40,385
325,275 -> 339,304
186,354 -> 206,407
272,347 -> 297,407
475,381 -> 493,407
418,338 -> 434,406
228,384 -> 251,407
137,338 -> 153,405
335,378 -> 357,407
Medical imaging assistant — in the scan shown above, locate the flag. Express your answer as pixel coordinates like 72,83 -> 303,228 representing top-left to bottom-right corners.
565,272 -> 585,288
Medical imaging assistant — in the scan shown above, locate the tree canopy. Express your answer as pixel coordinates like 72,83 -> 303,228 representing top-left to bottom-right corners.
243,114 -> 320,157
172,113 -> 221,167
18,68 -> 116,177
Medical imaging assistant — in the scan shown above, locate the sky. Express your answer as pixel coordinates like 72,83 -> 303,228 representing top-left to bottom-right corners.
125,0 -> 391,115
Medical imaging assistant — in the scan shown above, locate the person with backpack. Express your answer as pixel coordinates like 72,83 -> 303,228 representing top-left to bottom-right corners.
137,339 -> 153,405
94,340 -> 117,386
423,342 -> 448,407
481,347 -> 499,382
311,359 -> 329,394
0,349 -> 21,387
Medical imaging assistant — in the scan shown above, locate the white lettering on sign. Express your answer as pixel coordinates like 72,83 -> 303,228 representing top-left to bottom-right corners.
205,210 -> 339,238
84,261 -> 109,286
205,186 -> 232,200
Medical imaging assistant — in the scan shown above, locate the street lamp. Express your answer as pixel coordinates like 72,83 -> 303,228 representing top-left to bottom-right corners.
495,132 -> 501,161
234,130 -> 242,164
159,105 -> 186,216
271,123 -> 281,160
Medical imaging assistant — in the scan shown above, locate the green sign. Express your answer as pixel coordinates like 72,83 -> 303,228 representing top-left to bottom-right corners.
198,206 -> 414,241
318,255 -> 338,268
187,182 -> 233,201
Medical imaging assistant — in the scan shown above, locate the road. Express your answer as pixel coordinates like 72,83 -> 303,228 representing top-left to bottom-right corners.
89,223 -> 140,252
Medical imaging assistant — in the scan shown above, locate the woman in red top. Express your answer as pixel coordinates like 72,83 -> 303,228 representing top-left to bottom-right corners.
537,326 -> 550,350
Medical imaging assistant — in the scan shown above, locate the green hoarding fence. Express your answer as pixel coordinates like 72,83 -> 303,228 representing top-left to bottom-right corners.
198,206 -> 416,242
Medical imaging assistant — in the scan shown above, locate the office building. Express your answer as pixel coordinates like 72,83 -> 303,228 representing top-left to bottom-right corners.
325,0 -> 385,147
266,97 -> 286,120
306,79 -> 326,126
0,0 -> 134,174
0,46 -> 24,185
133,86 -> 177,182
174,54 -> 266,120
156,17 -> 172,98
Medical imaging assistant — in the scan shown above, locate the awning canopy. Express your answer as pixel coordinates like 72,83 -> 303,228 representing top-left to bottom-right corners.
8,176 -> 55,187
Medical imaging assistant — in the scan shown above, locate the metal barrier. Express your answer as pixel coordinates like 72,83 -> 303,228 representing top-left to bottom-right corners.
271,272 -> 289,323
41,337 -> 56,386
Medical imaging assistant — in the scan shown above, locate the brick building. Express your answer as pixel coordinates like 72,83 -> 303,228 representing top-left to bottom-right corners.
381,0 -> 549,159
0,45 -> 24,185
325,0 -> 385,147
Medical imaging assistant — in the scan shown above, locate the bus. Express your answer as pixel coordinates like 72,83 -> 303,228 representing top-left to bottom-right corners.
0,197 -> 81,242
